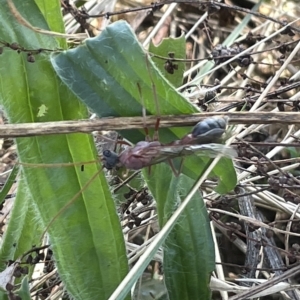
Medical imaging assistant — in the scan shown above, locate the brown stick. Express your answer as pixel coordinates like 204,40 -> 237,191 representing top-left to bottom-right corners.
0,112 -> 298,138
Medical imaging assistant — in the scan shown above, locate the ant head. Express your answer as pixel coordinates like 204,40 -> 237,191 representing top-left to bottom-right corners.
102,150 -> 120,169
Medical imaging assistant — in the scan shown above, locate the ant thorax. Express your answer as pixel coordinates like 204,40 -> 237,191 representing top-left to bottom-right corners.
119,140 -> 161,170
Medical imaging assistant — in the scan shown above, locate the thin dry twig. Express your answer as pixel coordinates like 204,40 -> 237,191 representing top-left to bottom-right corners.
0,112 -> 299,138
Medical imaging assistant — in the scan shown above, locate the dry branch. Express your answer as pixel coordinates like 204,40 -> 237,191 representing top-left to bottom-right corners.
0,112 -> 299,138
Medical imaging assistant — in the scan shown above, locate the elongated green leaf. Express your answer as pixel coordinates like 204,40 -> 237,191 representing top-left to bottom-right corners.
0,1 -> 128,300
51,24 -> 194,143
51,20 -> 237,193
0,166 -> 18,207
0,178 -> 37,293
34,0 -> 66,48
145,164 -> 214,300
16,276 -> 31,300
0,178 -> 42,271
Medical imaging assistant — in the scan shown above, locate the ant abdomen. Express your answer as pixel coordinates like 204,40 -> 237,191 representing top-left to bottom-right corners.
191,117 -> 228,144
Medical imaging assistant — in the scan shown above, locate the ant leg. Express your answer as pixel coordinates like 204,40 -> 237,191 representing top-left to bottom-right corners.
177,158 -> 184,176
137,81 -> 152,175
145,54 -> 161,142
167,159 -> 180,177
115,140 -> 131,147
137,82 -> 151,142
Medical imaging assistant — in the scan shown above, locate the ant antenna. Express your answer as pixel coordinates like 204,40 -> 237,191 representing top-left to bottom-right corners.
145,54 -> 161,141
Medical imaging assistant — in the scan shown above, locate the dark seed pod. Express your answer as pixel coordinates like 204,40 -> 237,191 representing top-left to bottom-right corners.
278,176 -> 287,185
164,60 -> 174,74
277,101 -> 285,111
13,267 -> 22,278
164,60 -> 178,74
283,193 -> 294,202
280,22 -> 295,36
204,90 -> 217,103
288,253 -> 297,264
292,222 -> 300,232
286,177 -> 294,186
261,239 -> 267,247
124,189 -> 135,199
6,282 -> 14,292
268,177 -> 278,186
127,221 -> 134,229
7,260 -> 14,266
134,217 -> 141,226
21,266 -> 29,274
32,256 -> 40,264
27,54 -> 35,63
266,229 -> 274,238
294,197 -> 300,204
168,52 -> 175,58
141,197 -> 149,205
239,56 -> 252,67
9,42 -> 19,50
277,55 -> 285,65
26,254 -> 33,264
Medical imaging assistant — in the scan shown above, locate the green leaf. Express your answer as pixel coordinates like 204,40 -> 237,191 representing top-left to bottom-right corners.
34,0 -> 66,48
0,165 -> 18,207
16,276 -> 31,300
0,1 -> 128,300
51,23 -> 195,144
0,178 -> 42,271
145,164 -> 214,300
